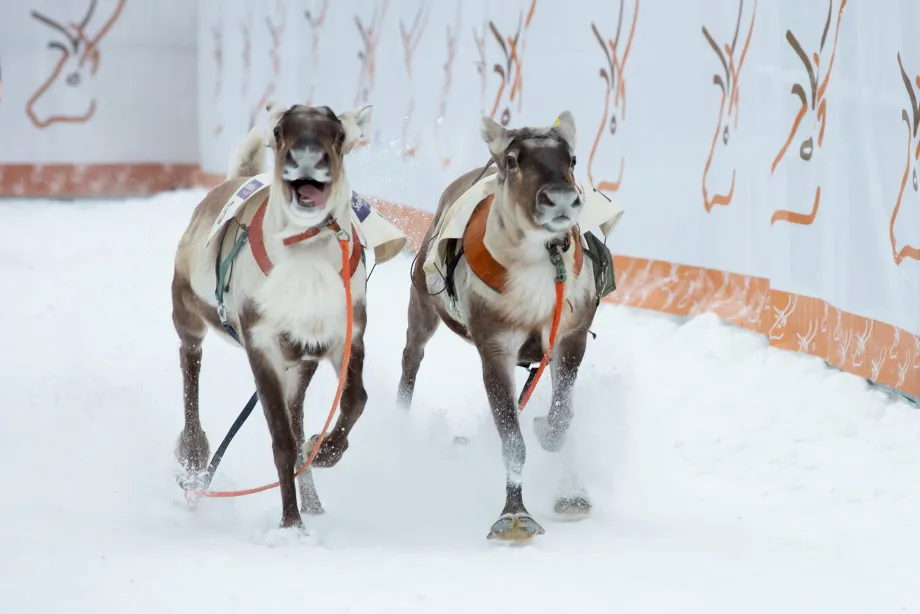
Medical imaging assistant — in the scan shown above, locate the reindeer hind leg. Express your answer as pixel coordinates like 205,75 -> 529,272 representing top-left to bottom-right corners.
288,360 -> 325,516
396,281 -> 441,409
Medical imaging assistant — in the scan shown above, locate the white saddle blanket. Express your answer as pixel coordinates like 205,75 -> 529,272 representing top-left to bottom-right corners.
422,175 -> 626,274
205,172 -> 408,263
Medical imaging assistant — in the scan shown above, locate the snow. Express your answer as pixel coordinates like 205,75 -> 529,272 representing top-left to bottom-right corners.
2,189 -> 920,613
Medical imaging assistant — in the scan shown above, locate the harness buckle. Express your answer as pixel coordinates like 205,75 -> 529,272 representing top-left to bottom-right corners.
546,242 -> 567,283
216,302 -> 229,324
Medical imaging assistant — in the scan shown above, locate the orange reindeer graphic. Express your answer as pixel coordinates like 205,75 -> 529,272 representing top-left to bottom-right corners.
304,0 -> 328,106
588,0 -> 639,195
212,22 -> 224,137
250,1 -> 286,130
355,1 -> 389,108
700,0 -> 756,212
26,0 -> 126,129
473,18 -> 489,116
770,0 -> 846,226
399,2 -> 430,159
485,1 -> 536,127
891,52 -> 920,265
240,17 -> 252,96
436,1 -> 463,168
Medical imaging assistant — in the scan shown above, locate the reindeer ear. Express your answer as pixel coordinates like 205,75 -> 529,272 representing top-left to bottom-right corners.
480,116 -> 512,157
338,105 -> 373,153
552,111 -> 576,151
265,100 -> 288,146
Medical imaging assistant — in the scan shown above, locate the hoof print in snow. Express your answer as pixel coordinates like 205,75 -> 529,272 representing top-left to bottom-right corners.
553,495 -> 592,520
255,523 -> 317,548
487,513 -> 545,542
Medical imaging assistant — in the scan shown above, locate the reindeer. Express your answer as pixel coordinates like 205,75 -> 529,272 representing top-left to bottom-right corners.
397,112 -> 600,541
250,1 -> 287,130
399,2 -> 430,159
485,1 -> 536,127
171,102 -> 375,530
770,0 -> 846,226
588,0 -> 639,195
891,52 -> 920,265
701,0 -> 756,212
304,0 -> 329,107
26,0 -> 126,129
436,2 -> 463,168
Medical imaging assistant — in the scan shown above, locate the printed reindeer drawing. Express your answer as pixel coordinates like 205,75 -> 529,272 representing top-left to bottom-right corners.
891,52 -> 920,265
770,0 -> 846,226
250,1 -> 287,130
355,1 -> 389,108
212,22 -> 224,137
399,2 -> 430,159
588,0 -> 638,195
436,2 -> 463,168
304,0 -> 329,106
473,17 -> 489,116
27,0 -> 126,129
240,17 -> 252,96
700,0 -> 756,212
485,1 -> 537,128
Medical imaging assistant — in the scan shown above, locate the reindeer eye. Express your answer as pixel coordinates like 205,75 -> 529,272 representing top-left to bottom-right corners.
913,167 -> 918,192
609,115 -> 617,135
722,125 -> 730,145
505,152 -> 518,169
273,125 -> 282,144
800,137 -> 814,161
66,73 -> 81,87
571,155 -> 577,167
501,108 -> 511,127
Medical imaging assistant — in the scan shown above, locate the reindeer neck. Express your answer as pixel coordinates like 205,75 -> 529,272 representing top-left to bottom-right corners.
482,192 -> 564,268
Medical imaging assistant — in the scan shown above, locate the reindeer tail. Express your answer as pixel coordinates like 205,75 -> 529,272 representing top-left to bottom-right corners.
226,125 -> 267,180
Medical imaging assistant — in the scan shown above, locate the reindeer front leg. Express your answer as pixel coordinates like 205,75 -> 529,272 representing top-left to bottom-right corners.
533,328 -> 592,519
287,360 -> 325,516
476,336 -> 545,542
307,304 -> 368,469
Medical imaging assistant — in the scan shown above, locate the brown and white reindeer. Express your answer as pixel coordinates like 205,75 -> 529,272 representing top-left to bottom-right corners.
770,0 -> 846,226
891,52 -> 920,266
588,0 -> 639,195
700,0 -> 756,213
171,102 -> 375,530
397,112 -> 603,541
26,0 -> 126,129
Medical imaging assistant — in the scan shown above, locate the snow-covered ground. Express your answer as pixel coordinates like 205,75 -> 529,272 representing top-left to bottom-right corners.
2,190 -> 920,613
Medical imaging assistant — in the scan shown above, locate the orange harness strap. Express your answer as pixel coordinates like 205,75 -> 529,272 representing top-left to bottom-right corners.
463,194 -> 583,293
248,197 -> 363,278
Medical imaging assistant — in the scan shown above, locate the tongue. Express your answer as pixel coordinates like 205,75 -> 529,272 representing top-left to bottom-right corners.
296,184 -> 325,208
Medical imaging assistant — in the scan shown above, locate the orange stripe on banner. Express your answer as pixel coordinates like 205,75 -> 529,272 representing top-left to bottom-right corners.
4,166 -> 917,399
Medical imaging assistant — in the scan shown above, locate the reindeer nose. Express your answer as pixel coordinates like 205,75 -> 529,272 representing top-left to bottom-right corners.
540,187 -> 581,209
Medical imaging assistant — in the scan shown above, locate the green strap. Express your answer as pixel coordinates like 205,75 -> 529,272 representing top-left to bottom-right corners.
215,227 -> 250,306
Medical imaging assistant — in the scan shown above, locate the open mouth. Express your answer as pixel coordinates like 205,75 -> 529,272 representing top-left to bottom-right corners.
288,178 -> 328,209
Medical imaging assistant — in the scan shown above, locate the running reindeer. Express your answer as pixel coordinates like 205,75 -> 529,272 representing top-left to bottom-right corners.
172,102 -> 375,530
770,0 -> 846,226
588,0 -> 639,195
26,0 -> 126,129
397,112 -> 607,541
701,0 -> 756,212
891,52 -> 920,265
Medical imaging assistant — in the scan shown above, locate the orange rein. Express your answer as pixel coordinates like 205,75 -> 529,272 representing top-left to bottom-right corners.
516,279 -> 565,413
183,232 -> 354,501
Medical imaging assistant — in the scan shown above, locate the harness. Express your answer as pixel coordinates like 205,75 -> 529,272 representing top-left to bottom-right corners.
213,194 -> 365,344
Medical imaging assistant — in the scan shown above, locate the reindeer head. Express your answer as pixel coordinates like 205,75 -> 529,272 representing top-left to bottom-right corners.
587,0 -> 638,194
266,102 -> 372,228
892,52 -> 920,265
770,0 -> 846,225
701,0 -> 755,212
480,111 -> 583,238
27,0 -> 125,128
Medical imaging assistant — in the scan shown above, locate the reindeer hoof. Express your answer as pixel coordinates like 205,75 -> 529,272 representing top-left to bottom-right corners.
487,513 -> 545,542
553,495 -> 592,520
532,416 -> 565,452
